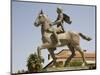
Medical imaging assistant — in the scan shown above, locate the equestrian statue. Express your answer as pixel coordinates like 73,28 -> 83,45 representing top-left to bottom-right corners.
34,7 -> 92,67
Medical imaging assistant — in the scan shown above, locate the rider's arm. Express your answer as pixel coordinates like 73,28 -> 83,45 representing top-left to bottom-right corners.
46,28 -> 54,33
53,14 -> 63,25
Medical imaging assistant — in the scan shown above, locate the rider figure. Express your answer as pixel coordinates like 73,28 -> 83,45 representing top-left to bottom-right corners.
53,7 -> 65,34
53,7 -> 72,34
46,7 -> 72,45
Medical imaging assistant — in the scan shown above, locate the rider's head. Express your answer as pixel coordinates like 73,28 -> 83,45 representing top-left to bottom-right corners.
57,7 -> 63,14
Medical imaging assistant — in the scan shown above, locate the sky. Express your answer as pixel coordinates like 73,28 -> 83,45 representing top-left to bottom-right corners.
12,1 -> 96,73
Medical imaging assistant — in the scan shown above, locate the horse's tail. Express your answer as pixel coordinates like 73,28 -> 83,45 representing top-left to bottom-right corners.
79,33 -> 92,41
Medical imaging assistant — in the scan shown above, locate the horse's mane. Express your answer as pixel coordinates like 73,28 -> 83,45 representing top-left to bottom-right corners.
43,14 -> 52,25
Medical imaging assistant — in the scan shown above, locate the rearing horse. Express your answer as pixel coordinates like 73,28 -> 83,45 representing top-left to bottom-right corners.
34,10 -> 92,67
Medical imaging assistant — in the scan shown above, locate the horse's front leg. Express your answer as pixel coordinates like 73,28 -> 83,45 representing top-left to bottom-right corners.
37,46 -> 42,59
48,48 -> 57,67
37,42 -> 53,59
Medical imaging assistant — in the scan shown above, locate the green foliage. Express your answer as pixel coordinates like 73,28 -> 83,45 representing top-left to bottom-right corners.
26,53 -> 44,73
70,60 -> 82,67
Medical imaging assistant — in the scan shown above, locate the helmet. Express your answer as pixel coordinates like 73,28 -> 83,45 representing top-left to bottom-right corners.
57,7 -> 63,13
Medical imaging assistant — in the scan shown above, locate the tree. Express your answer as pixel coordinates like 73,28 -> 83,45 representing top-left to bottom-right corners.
26,53 -> 44,73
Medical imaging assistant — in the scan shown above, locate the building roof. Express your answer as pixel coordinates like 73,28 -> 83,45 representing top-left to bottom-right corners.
48,49 -> 95,60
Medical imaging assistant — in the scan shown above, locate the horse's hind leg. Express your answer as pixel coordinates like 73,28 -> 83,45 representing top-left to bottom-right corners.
75,45 -> 87,66
64,45 -> 75,67
48,48 -> 57,67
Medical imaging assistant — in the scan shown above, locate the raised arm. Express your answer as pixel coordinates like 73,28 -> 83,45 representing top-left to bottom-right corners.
53,13 -> 63,25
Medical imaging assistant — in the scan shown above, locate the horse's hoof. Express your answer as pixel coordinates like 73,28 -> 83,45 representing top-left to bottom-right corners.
52,66 -> 56,68
82,63 -> 85,67
82,63 -> 88,67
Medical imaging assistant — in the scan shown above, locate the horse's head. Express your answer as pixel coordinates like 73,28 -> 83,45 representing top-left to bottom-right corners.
34,10 -> 47,27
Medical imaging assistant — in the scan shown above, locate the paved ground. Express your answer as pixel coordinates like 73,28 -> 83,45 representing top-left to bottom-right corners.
45,66 -> 89,72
